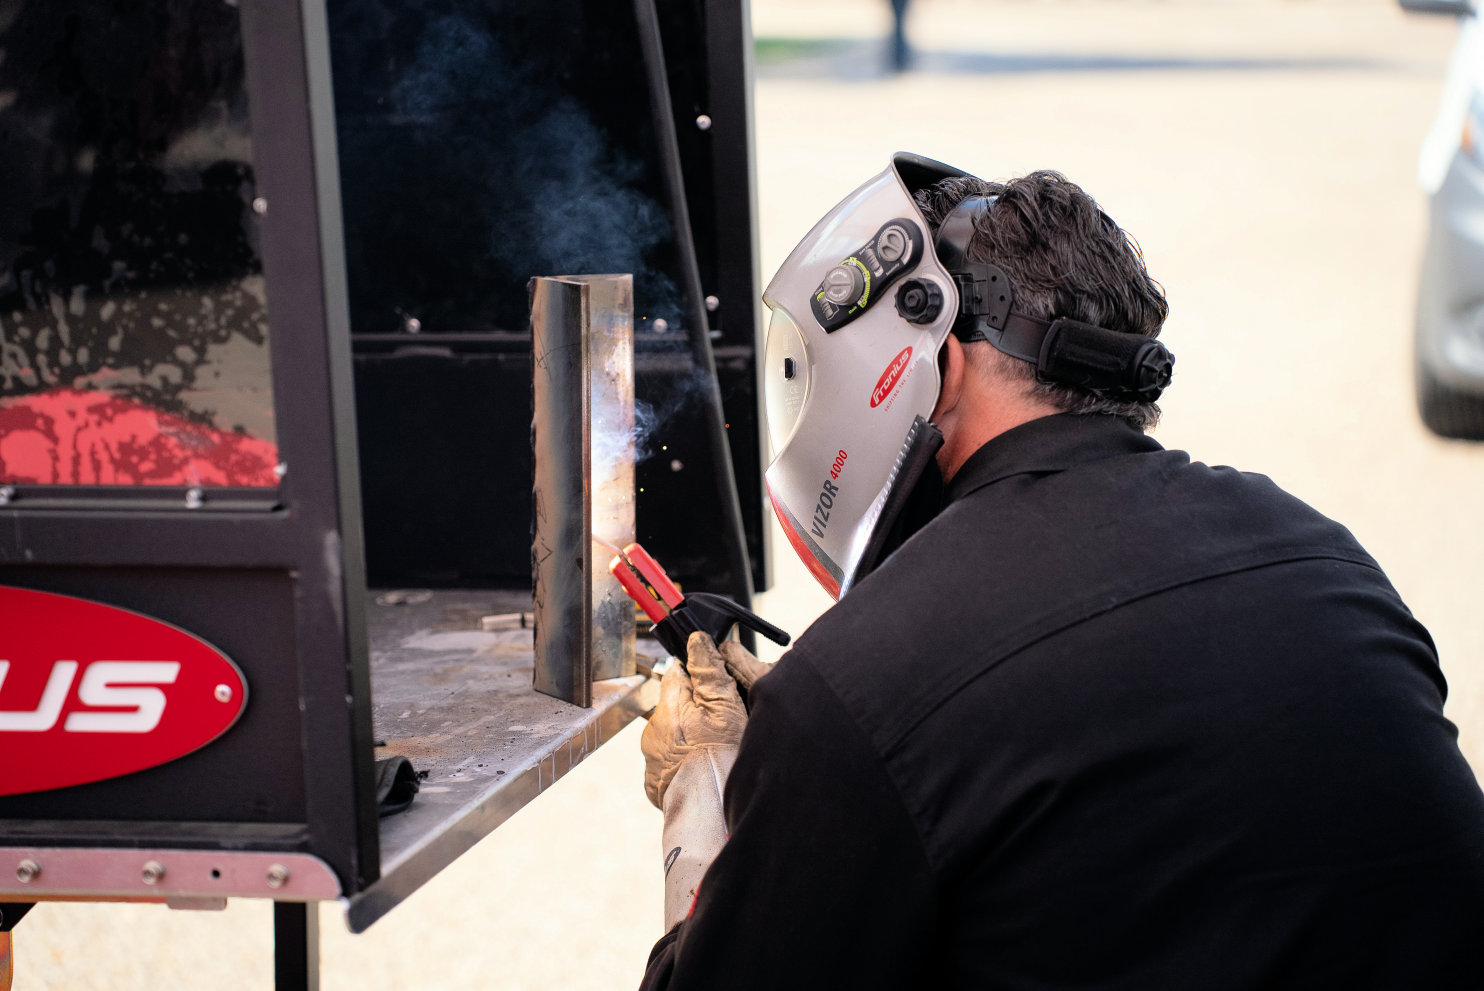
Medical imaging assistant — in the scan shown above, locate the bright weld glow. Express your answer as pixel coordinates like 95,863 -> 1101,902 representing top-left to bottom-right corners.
587,277 -> 638,679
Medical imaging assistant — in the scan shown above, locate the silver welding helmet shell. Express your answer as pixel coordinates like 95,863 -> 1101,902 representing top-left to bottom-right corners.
763,153 -> 970,599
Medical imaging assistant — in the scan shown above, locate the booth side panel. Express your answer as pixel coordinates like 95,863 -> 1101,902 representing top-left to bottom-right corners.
654,0 -> 770,593
705,0 -> 771,593
242,0 -> 380,889
0,0 -> 380,898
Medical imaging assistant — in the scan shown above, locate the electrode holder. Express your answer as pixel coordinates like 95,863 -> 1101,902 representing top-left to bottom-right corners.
652,592 -> 791,662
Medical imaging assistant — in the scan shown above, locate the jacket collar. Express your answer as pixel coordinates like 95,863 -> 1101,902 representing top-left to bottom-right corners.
944,413 -> 1164,507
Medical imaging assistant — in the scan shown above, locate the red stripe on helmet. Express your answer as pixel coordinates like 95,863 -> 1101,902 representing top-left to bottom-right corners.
767,484 -> 842,601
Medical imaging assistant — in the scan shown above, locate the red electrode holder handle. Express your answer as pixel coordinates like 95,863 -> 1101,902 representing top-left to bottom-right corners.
609,556 -> 670,624
622,543 -> 684,609
602,541 -> 790,664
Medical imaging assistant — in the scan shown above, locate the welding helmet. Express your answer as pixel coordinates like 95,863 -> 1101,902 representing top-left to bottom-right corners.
762,154 -> 964,599
762,153 -> 1173,599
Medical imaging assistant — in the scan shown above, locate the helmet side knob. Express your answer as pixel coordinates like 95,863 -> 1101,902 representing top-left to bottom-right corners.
895,279 -> 942,324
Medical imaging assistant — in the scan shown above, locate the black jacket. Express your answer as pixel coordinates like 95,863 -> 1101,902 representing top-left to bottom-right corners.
640,413 -> 1484,990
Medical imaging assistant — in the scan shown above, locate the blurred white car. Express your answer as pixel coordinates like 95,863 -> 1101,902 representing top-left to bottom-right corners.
1411,0 -> 1484,437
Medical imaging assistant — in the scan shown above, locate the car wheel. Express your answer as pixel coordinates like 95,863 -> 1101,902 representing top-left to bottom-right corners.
1417,364 -> 1484,440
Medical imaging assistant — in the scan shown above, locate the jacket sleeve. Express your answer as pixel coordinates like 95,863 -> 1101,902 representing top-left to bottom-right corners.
638,648 -> 939,991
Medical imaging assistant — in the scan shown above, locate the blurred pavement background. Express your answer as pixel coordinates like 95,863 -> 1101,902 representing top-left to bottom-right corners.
14,0 -> 1482,987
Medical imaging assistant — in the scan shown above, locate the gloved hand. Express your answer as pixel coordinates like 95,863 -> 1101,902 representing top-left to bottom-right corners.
641,631 -> 748,809
718,639 -> 774,694
641,632 -> 748,929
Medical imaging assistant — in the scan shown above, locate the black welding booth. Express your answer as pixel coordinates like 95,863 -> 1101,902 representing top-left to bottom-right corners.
0,0 -> 767,985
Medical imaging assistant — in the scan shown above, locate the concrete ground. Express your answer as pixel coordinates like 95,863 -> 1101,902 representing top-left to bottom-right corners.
13,1 -> 1481,987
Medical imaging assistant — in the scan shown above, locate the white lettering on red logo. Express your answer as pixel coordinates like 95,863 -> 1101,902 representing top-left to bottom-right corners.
871,347 -> 913,408
0,660 -> 76,732
0,661 -> 181,733
67,662 -> 182,733
0,587 -> 247,797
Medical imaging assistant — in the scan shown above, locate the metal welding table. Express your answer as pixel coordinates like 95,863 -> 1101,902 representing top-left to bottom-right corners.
290,588 -> 657,987
2,589 -> 655,991
346,589 -> 654,932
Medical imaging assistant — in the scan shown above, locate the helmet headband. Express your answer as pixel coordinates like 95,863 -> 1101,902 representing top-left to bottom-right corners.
935,196 -> 1174,403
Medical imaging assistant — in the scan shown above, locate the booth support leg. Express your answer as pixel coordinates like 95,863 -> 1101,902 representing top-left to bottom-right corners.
274,902 -> 319,991
0,903 -> 34,991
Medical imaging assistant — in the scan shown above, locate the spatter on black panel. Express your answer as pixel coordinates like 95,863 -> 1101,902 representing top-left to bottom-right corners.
0,0 -> 272,437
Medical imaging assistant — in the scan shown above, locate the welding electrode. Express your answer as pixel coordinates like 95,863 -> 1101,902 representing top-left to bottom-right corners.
591,534 -> 625,559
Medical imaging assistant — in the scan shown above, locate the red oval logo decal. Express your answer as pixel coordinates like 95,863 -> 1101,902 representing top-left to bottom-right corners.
870,347 -> 913,408
0,586 -> 248,797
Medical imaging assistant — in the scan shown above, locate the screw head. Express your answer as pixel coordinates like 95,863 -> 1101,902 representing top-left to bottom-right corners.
15,859 -> 39,884
652,318 -> 668,333
0,485 -> 14,506
669,459 -> 683,472
266,864 -> 290,889
141,861 -> 166,885
695,114 -> 712,130
185,487 -> 204,509
704,295 -> 719,312
252,197 -> 268,215
214,684 -> 234,704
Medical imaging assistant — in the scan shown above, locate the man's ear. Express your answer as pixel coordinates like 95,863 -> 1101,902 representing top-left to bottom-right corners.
931,334 -> 965,423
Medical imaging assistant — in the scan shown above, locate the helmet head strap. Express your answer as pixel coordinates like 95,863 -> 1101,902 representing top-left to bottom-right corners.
934,195 -> 1174,404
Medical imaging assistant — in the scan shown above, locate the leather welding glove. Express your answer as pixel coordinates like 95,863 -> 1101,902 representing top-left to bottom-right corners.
641,632 -> 747,929
718,640 -> 774,694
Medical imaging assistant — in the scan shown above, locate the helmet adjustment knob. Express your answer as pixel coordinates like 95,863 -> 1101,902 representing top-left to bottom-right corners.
809,218 -> 926,333
895,279 -> 942,324
823,265 -> 865,306
877,225 -> 909,263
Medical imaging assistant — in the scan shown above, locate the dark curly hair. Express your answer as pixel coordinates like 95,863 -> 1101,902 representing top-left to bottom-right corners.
914,171 -> 1169,429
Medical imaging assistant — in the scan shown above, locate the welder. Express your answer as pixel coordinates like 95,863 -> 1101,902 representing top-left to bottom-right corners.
638,155 -> 1484,989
